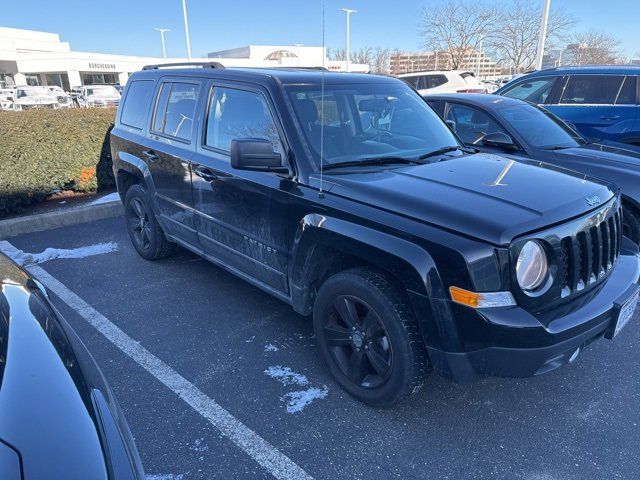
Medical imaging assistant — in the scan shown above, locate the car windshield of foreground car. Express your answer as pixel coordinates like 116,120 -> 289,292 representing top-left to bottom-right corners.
86,85 -> 119,97
286,82 -> 462,169
496,103 -> 585,149
16,87 -> 54,98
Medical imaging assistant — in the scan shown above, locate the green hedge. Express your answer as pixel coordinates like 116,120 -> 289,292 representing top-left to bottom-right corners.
0,108 -> 116,217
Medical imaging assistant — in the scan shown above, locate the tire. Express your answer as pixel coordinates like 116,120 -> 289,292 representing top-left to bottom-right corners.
622,204 -> 640,245
124,184 -> 175,260
313,268 -> 430,407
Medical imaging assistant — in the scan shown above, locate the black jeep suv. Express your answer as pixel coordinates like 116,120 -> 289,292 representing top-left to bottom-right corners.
111,63 -> 640,406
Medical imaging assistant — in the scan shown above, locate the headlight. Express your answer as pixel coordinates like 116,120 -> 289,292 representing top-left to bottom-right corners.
516,241 -> 548,291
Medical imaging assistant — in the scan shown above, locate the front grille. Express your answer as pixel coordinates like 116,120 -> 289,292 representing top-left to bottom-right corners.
559,205 -> 622,298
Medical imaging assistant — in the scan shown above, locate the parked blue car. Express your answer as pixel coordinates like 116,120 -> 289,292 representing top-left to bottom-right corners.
495,66 -> 640,146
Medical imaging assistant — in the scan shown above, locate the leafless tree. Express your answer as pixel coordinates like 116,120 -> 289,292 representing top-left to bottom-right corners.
352,47 -> 373,65
565,30 -> 624,65
419,0 -> 495,69
488,0 -> 575,72
328,48 -> 346,61
372,47 -> 391,73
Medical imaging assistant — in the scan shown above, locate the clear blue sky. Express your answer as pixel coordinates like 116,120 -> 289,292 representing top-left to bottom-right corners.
3,0 -> 639,58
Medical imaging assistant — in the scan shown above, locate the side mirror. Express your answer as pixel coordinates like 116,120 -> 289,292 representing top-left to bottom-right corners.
230,139 -> 288,173
482,132 -> 517,150
445,119 -> 457,132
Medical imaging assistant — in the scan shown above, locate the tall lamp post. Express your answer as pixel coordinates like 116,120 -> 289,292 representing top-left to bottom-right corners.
341,8 -> 357,72
154,28 -> 170,62
181,0 -> 192,61
534,0 -> 551,70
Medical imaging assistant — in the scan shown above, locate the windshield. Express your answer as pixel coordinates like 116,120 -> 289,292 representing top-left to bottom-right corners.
86,85 -> 119,97
495,103 -> 584,149
286,81 -> 460,169
16,87 -> 54,98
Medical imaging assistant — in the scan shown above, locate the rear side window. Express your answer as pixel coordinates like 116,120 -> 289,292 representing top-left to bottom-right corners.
427,75 -> 447,89
205,87 -> 282,153
120,80 -> 154,129
152,82 -> 200,141
502,78 -> 557,104
560,75 -> 624,105
615,76 -> 637,105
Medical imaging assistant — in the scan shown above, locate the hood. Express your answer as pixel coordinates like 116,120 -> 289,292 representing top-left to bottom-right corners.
0,256 -> 108,480
557,142 -> 640,168
14,96 -> 57,105
318,153 -> 616,245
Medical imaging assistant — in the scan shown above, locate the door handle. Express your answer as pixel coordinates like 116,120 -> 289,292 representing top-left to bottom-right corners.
600,115 -> 620,120
193,166 -> 218,182
142,150 -> 159,162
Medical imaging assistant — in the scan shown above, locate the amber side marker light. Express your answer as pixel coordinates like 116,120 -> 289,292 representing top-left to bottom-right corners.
449,286 -> 516,308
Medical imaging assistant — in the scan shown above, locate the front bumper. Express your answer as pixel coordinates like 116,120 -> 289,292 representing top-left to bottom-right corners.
428,243 -> 640,383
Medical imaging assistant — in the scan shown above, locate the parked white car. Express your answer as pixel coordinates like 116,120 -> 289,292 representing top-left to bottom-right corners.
47,85 -> 73,108
0,88 -> 16,111
398,70 -> 487,95
75,85 -> 121,108
12,86 -> 59,109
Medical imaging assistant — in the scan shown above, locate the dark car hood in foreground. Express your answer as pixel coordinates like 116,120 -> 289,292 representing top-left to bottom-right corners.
320,153 -> 616,245
0,256 -> 113,479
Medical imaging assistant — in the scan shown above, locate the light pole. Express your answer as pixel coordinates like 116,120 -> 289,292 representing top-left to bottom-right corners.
181,0 -> 192,61
154,28 -> 170,62
341,8 -> 357,72
476,39 -> 484,78
294,43 -> 303,66
534,0 -> 551,70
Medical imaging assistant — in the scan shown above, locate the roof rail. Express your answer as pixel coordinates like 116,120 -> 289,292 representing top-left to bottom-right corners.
273,66 -> 330,71
142,61 -> 225,70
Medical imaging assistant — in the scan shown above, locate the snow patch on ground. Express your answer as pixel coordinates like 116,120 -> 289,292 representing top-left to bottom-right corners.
146,475 -> 185,480
0,241 -> 118,266
90,192 -> 120,205
264,365 -> 328,413
189,437 -> 209,452
282,387 -> 329,414
264,343 -> 279,352
264,365 -> 309,386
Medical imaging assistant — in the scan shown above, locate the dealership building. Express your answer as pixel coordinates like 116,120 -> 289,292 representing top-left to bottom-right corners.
0,26 -> 369,90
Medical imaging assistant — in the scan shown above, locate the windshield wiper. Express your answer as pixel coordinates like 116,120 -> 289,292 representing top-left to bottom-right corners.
417,146 -> 474,160
323,156 -> 420,171
541,145 -> 571,151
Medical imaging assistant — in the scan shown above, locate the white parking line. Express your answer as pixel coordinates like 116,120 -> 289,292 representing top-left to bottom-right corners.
19,261 -> 313,480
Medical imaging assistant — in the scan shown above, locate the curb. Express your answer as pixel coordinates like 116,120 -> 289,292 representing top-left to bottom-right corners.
0,201 -> 123,240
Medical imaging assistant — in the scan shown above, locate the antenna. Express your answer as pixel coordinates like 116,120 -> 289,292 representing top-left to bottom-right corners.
319,2 -> 326,199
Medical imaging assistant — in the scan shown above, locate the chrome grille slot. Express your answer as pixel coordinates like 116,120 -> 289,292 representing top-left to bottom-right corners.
559,204 -> 622,298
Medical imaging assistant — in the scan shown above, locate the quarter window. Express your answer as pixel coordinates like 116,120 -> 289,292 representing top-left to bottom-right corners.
205,87 -> 282,153
152,82 -> 200,141
559,75 -> 624,105
615,76 -> 637,105
120,80 -> 154,129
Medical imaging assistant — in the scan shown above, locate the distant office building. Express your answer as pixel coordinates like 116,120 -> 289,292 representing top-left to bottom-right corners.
390,49 -> 502,79
207,45 -> 369,72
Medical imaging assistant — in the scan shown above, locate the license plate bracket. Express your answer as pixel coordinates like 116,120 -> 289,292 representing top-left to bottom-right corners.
606,284 -> 640,339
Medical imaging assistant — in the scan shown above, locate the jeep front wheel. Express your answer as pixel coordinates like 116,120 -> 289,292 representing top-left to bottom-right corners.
313,268 -> 430,407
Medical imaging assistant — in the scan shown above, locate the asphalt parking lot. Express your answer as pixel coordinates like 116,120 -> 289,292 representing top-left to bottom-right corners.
2,216 -> 639,480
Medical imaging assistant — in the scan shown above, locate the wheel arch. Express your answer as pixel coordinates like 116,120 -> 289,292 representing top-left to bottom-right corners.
289,214 -> 452,348
114,152 -> 154,203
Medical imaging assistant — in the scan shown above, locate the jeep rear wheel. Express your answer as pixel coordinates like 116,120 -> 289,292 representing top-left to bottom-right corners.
124,185 -> 175,260
313,268 -> 430,407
